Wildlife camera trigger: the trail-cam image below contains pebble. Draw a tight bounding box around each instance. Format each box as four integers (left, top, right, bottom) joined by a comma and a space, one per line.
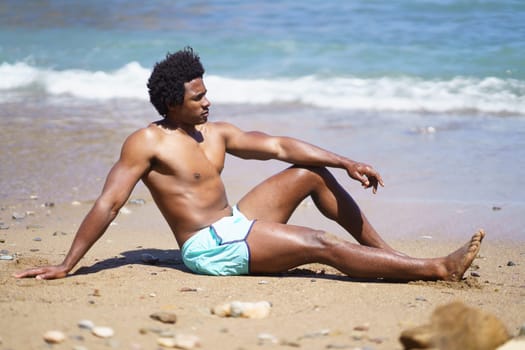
299, 329, 334, 340
73, 346, 89, 350
78, 319, 95, 330
157, 334, 201, 349
33, 237, 42, 242
471, 271, 481, 277
257, 333, 279, 345
519, 323, 525, 337
92, 326, 114, 338
43, 330, 66, 344
0, 222, 9, 230
212, 301, 272, 319
53, 231, 69, 236
128, 198, 146, 205
120, 207, 132, 215
507, 261, 516, 266
0, 254, 14, 260
353, 324, 370, 331
150, 311, 177, 324
26, 224, 43, 229
12, 212, 26, 220
179, 287, 202, 292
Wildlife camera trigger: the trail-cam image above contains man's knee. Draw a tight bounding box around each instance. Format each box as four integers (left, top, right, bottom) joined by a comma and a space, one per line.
309, 230, 345, 250
289, 165, 333, 184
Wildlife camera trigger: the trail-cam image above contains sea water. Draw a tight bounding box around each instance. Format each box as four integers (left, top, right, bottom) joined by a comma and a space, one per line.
1, 1, 524, 225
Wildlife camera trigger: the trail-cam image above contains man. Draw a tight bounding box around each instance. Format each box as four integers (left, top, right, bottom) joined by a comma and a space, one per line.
15, 47, 484, 281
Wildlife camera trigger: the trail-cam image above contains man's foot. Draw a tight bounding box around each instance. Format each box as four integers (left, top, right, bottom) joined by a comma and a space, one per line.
444, 229, 485, 281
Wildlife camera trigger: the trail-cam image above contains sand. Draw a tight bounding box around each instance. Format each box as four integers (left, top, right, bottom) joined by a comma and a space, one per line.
1, 190, 524, 350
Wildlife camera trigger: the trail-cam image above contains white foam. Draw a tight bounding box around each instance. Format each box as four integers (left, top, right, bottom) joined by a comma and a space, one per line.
1, 61, 524, 115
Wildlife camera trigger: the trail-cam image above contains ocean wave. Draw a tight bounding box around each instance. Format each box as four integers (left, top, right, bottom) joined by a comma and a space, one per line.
1, 61, 524, 115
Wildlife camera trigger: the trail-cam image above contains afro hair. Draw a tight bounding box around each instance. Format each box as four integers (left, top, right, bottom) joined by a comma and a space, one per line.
147, 47, 205, 117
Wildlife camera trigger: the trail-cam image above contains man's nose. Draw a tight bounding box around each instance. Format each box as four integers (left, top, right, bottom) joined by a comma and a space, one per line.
203, 96, 211, 108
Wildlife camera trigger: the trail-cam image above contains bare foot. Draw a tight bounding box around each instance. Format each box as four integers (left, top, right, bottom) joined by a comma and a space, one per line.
444, 229, 485, 281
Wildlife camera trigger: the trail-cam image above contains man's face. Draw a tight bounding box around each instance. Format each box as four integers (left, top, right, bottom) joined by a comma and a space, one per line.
171, 77, 211, 126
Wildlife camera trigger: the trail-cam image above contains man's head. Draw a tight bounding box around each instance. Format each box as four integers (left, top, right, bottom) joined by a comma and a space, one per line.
148, 47, 205, 117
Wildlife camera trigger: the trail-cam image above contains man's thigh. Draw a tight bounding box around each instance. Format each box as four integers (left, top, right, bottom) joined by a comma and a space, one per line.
238, 166, 318, 223
247, 220, 324, 274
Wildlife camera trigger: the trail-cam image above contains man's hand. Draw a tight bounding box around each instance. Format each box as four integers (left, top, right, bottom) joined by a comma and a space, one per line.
13, 264, 69, 280
346, 161, 385, 194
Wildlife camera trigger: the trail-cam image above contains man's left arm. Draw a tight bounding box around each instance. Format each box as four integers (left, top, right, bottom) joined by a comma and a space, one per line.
221, 123, 384, 193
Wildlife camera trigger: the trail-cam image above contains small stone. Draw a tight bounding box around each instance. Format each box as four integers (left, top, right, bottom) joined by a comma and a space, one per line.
128, 198, 146, 205
300, 329, 331, 339
0, 222, 8, 230
78, 319, 95, 330
73, 345, 89, 350
519, 323, 525, 337
71, 201, 81, 206
12, 212, 26, 220
33, 237, 42, 242
44, 202, 55, 207
492, 206, 502, 211
258, 333, 279, 344
179, 287, 201, 292
471, 271, 481, 277
212, 300, 272, 319
150, 311, 177, 324
353, 324, 370, 331
157, 334, 200, 349
53, 231, 69, 236
119, 206, 132, 215
507, 261, 516, 266
26, 224, 43, 229
43, 330, 66, 344
30, 195, 39, 200
92, 326, 114, 338
0, 255, 14, 260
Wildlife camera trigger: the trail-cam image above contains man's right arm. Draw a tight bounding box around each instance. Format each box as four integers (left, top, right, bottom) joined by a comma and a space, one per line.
13, 128, 155, 279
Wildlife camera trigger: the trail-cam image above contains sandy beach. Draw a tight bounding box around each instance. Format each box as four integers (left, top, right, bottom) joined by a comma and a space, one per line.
1, 183, 524, 350
2, 1, 525, 349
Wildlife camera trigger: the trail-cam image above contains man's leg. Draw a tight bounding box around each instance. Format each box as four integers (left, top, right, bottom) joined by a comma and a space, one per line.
246, 222, 485, 282
238, 165, 396, 252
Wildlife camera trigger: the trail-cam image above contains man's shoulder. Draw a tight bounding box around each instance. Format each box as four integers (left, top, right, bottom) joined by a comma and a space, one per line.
207, 121, 241, 134
120, 124, 165, 152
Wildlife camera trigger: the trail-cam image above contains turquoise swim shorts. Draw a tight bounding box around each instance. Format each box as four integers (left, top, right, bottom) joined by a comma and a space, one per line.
181, 206, 255, 275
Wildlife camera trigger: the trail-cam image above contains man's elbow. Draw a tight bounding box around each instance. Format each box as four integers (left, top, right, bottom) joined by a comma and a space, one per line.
93, 196, 125, 219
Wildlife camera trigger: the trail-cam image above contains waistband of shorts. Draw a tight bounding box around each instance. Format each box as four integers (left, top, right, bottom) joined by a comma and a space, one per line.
181, 205, 243, 256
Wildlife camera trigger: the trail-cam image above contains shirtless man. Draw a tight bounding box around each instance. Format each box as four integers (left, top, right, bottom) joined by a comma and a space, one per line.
14, 47, 484, 281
